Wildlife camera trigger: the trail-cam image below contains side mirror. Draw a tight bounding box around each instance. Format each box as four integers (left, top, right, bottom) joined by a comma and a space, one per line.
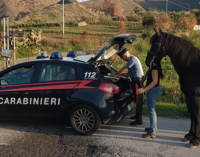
0, 79, 8, 86
129, 35, 137, 41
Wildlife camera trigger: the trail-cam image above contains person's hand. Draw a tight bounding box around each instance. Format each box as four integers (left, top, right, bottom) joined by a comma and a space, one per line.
138, 88, 146, 94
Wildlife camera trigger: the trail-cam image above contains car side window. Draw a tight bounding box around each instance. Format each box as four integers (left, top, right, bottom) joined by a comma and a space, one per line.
39, 64, 70, 82
0, 65, 36, 85
67, 67, 77, 80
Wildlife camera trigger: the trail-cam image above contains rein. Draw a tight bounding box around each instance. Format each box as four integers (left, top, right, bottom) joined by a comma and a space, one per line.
141, 56, 155, 87
141, 36, 166, 86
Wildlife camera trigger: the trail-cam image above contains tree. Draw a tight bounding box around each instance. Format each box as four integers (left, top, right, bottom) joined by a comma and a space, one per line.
177, 13, 197, 30
117, 20, 126, 33
91, 0, 123, 17
142, 14, 154, 27
113, 3, 123, 17
153, 13, 172, 30
127, 13, 140, 22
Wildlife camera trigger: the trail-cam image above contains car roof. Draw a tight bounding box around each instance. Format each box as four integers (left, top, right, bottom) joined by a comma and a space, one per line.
20, 55, 94, 65
0, 56, 94, 74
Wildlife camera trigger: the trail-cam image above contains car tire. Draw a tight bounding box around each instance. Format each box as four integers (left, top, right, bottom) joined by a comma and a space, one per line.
69, 104, 101, 135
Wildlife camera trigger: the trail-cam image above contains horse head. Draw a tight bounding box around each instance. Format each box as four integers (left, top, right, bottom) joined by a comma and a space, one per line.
146, 29, 166, 67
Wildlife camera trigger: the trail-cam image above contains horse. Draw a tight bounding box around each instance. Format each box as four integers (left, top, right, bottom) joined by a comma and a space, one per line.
146, 29, 200, 148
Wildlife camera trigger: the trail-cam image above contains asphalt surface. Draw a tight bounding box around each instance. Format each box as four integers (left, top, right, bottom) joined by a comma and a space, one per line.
0, 116, 200, 157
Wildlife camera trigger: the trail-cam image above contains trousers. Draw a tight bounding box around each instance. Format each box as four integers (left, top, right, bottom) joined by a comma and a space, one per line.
131, 78, 143, 121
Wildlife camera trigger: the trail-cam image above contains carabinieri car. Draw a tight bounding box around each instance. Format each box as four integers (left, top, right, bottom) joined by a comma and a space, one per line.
0, 34, 136, 135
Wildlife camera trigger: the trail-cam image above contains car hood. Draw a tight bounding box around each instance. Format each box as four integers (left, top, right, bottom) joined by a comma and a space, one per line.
89, 34, 137, 62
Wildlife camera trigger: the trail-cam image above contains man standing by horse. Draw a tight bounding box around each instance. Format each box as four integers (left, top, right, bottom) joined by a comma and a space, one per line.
110, 48, 144, 126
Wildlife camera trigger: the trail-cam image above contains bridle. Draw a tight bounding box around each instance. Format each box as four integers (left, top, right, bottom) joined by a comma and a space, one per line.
148, 36, 166, 61
141, 36, 166, 86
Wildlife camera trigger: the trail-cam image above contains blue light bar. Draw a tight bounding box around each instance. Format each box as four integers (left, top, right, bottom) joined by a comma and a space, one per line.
37, 51, 48, 59
50, 52, 63, 59
67, 51, 77, 58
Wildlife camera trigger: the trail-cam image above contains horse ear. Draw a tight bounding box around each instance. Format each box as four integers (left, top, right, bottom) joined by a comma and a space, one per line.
159, 29, 163, 33
153, 29, 157, 34
154, 29, 161, 36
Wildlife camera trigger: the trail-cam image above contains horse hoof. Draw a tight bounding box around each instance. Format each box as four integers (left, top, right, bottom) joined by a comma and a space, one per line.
182, 137, 190, 143
188, 144, 198, 148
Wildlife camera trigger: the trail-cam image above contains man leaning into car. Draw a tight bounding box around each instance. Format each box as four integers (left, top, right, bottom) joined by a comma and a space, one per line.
110, 48, 144, 126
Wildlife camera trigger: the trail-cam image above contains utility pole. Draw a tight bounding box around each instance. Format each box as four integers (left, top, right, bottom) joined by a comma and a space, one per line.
62, 0, 64, 38
166, 0, 168, 14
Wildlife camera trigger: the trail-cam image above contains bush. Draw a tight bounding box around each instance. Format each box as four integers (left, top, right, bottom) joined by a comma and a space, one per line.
117, 20, 126, 33
177, 13, 197, 30
153, 12, 172, 30
142, 14, 154, 27
127, 13, 141, 22
82, 31, 88, 39
40, 39, 52, 47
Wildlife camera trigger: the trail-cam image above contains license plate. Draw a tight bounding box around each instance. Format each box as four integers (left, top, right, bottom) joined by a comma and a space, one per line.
127, 104, 132, 111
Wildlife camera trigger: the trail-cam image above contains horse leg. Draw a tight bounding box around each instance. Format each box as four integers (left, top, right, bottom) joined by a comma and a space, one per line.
183, 96, 194, 142
188, 96, 200, 148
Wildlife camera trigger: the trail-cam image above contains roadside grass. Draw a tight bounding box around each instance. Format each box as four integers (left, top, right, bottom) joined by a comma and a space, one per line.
130, 102, 188, 118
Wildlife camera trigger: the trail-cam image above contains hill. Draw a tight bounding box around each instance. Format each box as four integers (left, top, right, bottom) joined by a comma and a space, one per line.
137, 0, 199, 12
0, 0, 98, 23
0, 0, 199, 24
83, 0, 146, 14
86, 0, 200, 13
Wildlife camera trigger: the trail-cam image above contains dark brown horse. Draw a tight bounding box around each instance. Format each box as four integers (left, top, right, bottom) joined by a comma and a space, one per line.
146, 29, 200, 148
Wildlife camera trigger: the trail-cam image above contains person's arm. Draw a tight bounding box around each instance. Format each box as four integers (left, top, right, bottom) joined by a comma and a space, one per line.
138, 70, 158, 94
119, 73, 129, 77
110, 66, 128, 77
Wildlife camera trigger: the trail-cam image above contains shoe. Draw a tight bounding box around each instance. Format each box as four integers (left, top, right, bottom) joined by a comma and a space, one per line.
130, 115, 138, 119
188, 143, 198, 148
130, 120, 143, 126
182, 137, 190, 143
142, 133, 156, 138
145, 127, 158, 133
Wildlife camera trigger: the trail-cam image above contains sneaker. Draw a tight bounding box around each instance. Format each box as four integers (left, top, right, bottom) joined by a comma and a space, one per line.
130, 115, 138, 119
130, 120, 143, 126
188, 143, 198, 149
145, 127, 158, 133
142, 133, 156, 138
182, 137, 190, 143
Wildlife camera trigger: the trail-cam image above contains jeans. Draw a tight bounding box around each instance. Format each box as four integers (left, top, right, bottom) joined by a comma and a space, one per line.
146, 86, 161, 135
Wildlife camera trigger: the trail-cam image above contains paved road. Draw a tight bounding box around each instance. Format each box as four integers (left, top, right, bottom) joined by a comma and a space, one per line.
0, 116, 200, 157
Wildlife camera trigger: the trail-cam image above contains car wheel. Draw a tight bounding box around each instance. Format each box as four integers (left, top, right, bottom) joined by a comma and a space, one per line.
70, 104, 101, 135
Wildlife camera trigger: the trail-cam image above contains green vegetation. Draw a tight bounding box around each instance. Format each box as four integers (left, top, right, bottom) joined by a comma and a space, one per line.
131, 102, 187, 118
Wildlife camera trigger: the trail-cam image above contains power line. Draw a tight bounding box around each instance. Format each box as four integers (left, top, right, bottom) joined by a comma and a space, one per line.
168, 1, 190, 10
148, 0, 168, 14
148, 0, 190, 13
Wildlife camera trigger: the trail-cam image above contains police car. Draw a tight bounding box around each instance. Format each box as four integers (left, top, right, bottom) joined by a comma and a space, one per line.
0, 34, 136, 135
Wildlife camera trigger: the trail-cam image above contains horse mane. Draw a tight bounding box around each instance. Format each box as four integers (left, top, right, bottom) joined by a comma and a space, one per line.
151, 32, 200, 76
